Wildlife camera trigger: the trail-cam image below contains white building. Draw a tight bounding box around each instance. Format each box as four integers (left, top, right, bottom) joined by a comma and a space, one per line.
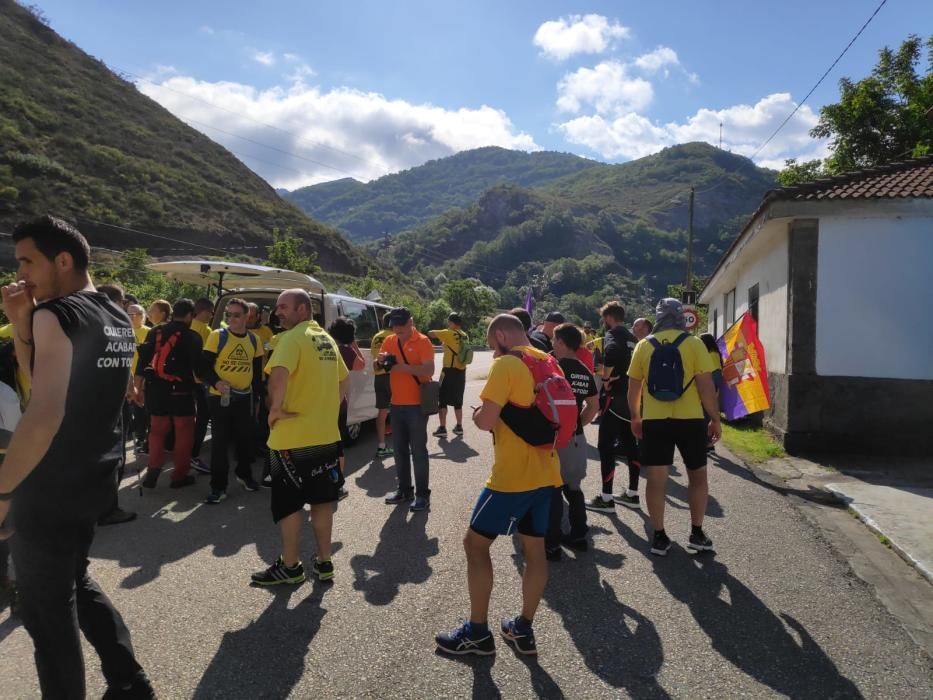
699, 157, 933, 454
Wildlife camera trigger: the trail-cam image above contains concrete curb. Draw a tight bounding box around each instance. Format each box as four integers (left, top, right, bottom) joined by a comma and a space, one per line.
826, 485, 933, 588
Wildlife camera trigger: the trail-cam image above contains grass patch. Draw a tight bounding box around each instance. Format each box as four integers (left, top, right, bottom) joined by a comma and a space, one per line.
721, 423, 786, 464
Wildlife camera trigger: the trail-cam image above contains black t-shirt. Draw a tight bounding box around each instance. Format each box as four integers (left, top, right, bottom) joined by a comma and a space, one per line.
136, 320, 203, 387
601, 325, 636, 413
19, 291, 133, 500
558, 357, 597, 434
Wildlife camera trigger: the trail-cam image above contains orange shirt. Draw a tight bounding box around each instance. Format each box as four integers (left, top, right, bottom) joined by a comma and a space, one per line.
382, 330, 434, 406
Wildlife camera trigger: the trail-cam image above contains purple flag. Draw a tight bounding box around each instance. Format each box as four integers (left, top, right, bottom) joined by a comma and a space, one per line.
523, 287, 535, 318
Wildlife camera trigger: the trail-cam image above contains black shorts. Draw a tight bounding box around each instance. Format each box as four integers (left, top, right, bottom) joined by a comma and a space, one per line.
269, 442, 341, 522
374, 374, 391, 410
438, 367, 466, 409
640, 419, 708, 470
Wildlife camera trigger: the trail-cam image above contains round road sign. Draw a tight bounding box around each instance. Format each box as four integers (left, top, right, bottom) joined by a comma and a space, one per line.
683, 306, 699, 331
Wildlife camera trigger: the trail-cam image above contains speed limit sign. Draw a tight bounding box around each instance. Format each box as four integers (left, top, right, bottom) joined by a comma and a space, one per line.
683, 305, 699, 331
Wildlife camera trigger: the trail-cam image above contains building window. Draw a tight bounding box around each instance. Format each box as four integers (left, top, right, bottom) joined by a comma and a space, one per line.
713, 308, 719, 338
724, 289, 736, 326
748, 283, 760, 323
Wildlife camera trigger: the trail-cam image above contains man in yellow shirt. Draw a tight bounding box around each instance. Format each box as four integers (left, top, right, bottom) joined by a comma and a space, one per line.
190, 298, 215, 474
436, 314, 561, 658
428, 312, 469, 438
252, 289, 349, 586
199, 298, 264, 503
126, 304, 150, 454
627, 298, 721, 557
370, 313, 393, 458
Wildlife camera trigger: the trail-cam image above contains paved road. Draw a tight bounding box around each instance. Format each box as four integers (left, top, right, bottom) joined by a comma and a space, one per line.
1, 351, 931, 698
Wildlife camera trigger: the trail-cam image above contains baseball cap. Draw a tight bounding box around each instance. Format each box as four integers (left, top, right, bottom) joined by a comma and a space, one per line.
387, 307, 412, 327
544, 311, 566, 324
448, 312, 463, 326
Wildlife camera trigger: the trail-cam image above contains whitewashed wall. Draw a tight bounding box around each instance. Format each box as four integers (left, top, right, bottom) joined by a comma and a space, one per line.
703, 220, 788, 374
816, 214, 933, 380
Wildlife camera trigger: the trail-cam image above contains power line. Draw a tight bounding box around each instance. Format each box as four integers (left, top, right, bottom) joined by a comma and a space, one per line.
76, 218, 266, 256
751, 0, 888, 159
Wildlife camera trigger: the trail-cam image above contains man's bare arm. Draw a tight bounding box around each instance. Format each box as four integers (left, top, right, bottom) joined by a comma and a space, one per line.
695, 373, 722, 441
580, 395, 600, 426
0, 309, 72, 494
473, 398, 502, 432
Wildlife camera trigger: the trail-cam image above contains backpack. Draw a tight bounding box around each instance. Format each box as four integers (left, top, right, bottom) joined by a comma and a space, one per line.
646, 332, 694, 401
499, 351, 578, 451
147, 327, 184, 383
217, 328, 258, 355
455, 332, 474, 366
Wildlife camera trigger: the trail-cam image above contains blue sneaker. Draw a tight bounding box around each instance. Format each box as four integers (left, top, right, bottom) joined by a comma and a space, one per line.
435, 621, 496, 656
500, 616, 537, 655
410, 496, 430, 513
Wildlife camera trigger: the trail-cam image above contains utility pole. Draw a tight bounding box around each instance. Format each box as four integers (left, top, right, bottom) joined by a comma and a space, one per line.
686, 186, 695, 294
719, 122, 723, 150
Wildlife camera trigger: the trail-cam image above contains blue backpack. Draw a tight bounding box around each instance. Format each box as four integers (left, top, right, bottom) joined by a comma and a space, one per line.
216, 328, 258, 354
646, 333, 694, 401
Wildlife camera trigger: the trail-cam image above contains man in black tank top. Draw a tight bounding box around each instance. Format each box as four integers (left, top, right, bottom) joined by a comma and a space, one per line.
0, 217, 154, 699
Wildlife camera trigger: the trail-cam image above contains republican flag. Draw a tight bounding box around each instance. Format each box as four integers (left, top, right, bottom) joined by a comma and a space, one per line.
523, 287, 535, 318
717, 312, 770, 420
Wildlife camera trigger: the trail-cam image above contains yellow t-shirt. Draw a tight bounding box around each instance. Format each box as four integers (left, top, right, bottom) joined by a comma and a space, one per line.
203, 329, 264, 396
254, 325, 274, 350
371, 329, 393, 376
266, 320, 349, 450
0, 324, 31, 404
190, 319, 211, 344
130, 324, 151, 376
480, 345, 562, 492
431, 328, 469, 370
628, 330, 714, 420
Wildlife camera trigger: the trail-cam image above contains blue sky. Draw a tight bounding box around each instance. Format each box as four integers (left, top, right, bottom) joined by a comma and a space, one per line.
33, 0, 932, 188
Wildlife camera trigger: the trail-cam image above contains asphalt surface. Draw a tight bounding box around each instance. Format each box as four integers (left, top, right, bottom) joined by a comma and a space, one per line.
1, 351, 931, 698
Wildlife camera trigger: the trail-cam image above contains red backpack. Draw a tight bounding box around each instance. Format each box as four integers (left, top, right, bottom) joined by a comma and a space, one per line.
146, 327, 184, 383
499, 351, 579, 451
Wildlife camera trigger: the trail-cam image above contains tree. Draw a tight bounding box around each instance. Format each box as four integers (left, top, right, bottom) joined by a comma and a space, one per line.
811, 34, 933, 174
265, 229, 319, 275
441, 279, 496, 329
776, 158, 826, 186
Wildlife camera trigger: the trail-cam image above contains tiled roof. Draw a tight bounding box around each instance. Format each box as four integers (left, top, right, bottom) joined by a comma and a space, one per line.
772, 155, 933, 201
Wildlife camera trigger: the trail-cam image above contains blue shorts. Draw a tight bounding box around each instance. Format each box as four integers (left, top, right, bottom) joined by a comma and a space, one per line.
469, 486, 555, 539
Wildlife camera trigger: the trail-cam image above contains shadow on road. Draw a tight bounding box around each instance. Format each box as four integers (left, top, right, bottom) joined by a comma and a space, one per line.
510, 535, 668, 698
192, 584, 329, 699
433, 650, 500, 699
0, 614, 20, 645
430, 438, 480, 464
350, 505, 438, 605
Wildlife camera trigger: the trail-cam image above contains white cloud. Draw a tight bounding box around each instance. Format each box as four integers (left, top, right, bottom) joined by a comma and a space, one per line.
559, 92, 829, 166
251, 50, 276, 67
138, 75, 539, 189
556, 60, 653, 115
533, 14, 630, 61
634, 46, 679, 74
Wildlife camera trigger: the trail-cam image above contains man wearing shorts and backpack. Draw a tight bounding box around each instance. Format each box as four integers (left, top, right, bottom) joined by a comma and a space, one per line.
627, 298, 721, 557
428, 312, 470, 438
436, 314, 564, 657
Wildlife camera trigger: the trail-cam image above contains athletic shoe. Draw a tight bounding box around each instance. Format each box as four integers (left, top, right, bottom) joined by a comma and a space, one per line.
706, 443, 716, 453
545, 547, 562, 562
613, 493, 641, 509
410, 496, 430, 513
500, 617, 538, 655
385, 489, 414, 505
560, 533, 588, 552
169, 475, 196, 489
237, 476, 260, 492
337, 487, 349, 501
433, 426, 448, 437
312, 558, 335, 581
97, 508, 137, 526
251, 557, 305, 586
205, 490, 227, 505
141, 468, 161, 489
101, 672, 157, 700
452, 424, 464, 436
650, 531, 672, 557
584, 496, 615, 513
687, 529, 714, 553
435, 621, 496, 656
133, 441, 148, 455
190, 457, 211, 475
260, 475, 273, 489
375, 446, 393, 458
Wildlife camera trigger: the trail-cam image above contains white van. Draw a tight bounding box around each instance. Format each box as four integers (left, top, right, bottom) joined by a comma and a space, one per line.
148, 260, 391, 442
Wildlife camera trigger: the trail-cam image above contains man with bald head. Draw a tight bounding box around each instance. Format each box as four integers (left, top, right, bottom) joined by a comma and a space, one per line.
252, 289, 350, 586
632, 317, 653, 342
436, 313, 561, 657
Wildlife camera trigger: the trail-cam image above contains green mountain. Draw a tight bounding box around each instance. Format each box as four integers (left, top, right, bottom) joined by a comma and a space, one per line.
374, 143, 777, 321
283, 147, 599, 240
0, 0, 366, 274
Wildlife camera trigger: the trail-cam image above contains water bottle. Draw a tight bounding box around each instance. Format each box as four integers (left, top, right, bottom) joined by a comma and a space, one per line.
220, 384, 231, 407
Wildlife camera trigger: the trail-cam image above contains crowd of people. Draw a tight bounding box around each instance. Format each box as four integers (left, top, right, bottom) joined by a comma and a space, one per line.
0, 215, 725, 697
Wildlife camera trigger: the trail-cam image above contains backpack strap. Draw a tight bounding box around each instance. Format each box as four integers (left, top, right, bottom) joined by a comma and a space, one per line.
647, 335, 661, 350
217, 327, 229, 354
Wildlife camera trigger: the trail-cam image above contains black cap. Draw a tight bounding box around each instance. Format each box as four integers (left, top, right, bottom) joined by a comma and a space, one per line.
544, 311, 566, 324
387, 307, 412, 327
448, 312, 463, 326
